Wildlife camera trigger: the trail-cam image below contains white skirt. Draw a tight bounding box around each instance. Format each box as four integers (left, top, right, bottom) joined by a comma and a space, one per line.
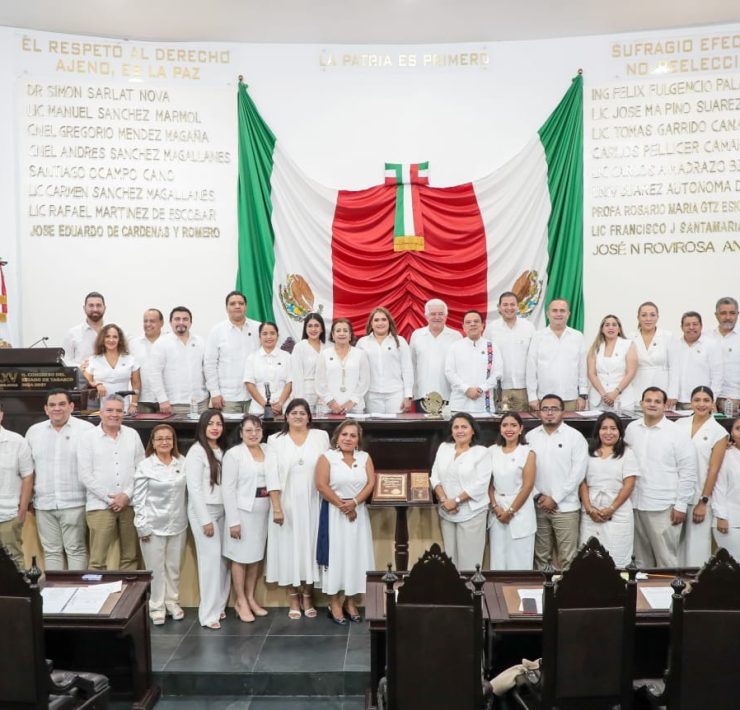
223, 497, 270, 564
580, 499, 634, 567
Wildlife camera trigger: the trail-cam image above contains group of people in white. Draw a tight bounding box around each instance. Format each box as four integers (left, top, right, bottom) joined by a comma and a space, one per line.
1, 288, 739, 627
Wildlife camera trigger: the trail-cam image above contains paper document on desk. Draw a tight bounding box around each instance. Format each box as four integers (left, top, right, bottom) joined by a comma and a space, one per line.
41, 586, 77, 614
43, 580, 122, 614
518, 588, 543, 613
641, 586, 673, 609
575, 410, 604, 417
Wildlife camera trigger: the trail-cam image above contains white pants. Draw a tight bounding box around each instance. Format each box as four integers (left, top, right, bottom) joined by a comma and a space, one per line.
188, 504, 231, 627
680, 505, 713, 567
440, 510, 487, 571
140, 531, 186, 613
634, 509, 682, 568
366, 391, 404, 415
713, 527, 740, 561
35, 506, 88, 570
489, 528, 535, 570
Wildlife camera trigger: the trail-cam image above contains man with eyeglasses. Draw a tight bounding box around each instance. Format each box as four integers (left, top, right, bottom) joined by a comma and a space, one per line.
527, 393, 588, 569
624, 387, 696, 568
77, 394, 144, 570
710, 296, 740, 415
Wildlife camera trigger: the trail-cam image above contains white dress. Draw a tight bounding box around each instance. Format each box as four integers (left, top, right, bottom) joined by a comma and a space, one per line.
289, 340, 325, 408
629, 329, 672, 400
265, 429, 330, 587
589, 338, 637, 411
320, 449, 375, 596
488, 445, 536, 570
314, 346, 370, 414
675, 415, 729, 566
243, 347, 292, 414
222, 443, 280, 564
86, 353, 139, 402
712, 446, 740, 559
579, 448, 639, 567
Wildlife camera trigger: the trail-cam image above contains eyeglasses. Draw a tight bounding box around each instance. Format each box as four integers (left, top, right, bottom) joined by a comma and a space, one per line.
540, 406, 562, 413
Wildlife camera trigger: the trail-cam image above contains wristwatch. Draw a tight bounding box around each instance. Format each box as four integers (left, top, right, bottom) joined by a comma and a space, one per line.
700, 496, 710, 504
454, 496, 462, 506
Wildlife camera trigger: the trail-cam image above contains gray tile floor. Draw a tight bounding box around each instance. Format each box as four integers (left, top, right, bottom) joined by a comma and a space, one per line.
148, 697, 364, 709
150, 607, 370, 675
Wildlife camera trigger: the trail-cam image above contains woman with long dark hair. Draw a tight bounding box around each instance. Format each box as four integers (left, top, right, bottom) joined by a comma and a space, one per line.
579, 412, 638, 566
185, 409, 231, 629
290, 313, 327, 411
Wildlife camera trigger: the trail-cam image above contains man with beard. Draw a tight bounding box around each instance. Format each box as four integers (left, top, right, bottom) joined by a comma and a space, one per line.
150, 306, 208, 416
63, 291, 106, 386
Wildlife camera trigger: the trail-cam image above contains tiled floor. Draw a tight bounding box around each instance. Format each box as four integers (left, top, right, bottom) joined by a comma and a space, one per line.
114, 696, 364, 709
150, 607, 370, 698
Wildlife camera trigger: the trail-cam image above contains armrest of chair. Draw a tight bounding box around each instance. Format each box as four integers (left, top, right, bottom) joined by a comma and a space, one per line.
633, 678, 666, 709
47, 661, 79, 694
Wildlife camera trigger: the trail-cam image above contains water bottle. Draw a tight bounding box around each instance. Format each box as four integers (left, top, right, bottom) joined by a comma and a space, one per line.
724, 398, 734, 418
189, 398, 199, 419
614, 398, 622, 416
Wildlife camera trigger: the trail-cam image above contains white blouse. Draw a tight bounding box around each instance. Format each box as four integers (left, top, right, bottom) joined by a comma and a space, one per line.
674, 415, 728, 503
221, 443, 280, 526
86, 353, 139, 397
243, 347, 292, 409
430, 443, 491, 522
289, 339, 325, 404
315, 345, 370, 410
589, 337, 637, 410
133, 455, 187, 537
712, 446, 740, 525
356, 334, 414, 397
628, 329, 672, 398
185, 443, 224, 527
490, 444, 536, 539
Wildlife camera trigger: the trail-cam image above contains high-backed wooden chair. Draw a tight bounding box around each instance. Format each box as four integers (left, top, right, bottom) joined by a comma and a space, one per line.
377, 543, 491, 710
512, 536, 637, 710
636, 548, 740, 710
0, 546, 109, 710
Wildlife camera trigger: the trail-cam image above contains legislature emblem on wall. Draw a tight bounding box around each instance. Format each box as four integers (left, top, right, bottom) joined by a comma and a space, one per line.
512, 270, 543, 317
279, 274, 323, 321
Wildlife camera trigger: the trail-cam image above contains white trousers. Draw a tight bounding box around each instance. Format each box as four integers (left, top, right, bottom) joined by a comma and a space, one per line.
634, 509, 682, 568
188, 504, 231, 627
713, 527, 740, 561
35, 506, 88, 570
440, 510, 487, 571
489, 526, 535, 570
140, 531, 186, 613
366, 391, 404, 414
679, 505, 713, 567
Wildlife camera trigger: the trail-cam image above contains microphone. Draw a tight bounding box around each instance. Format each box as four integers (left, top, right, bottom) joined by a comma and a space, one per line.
27, 336, 49, 348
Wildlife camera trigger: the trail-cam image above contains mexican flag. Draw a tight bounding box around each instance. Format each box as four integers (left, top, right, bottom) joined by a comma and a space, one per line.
236, 75, 583, 342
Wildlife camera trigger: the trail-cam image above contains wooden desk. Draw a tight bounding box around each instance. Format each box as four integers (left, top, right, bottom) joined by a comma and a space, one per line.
42, 570, 160, 710
363, 568, 698, 710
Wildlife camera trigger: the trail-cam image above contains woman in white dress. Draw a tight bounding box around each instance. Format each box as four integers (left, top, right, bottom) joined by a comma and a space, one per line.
712, 416, 740, 559
84, 323, 141, 414
290, 313, 327, 410
675, 385, 729, 566
133, 424, 187, 625
488, 412, 536, 570
579, 412, 639, 567
222, 415, 282, 622
356, 307, 414, 414
266, 398, 330, 619
244, 322, 292, 416
185, 409, 231, 630
431, 413, 491, 571
315, 419, 375, 625
628, 301, 672, 401
587, 314, 638, 412
315, 318, 370, 415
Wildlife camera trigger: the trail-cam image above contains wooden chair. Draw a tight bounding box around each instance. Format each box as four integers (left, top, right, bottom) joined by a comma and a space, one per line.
635, 547, 740, 710
377, 543, 492, 710
0, 546, 109, 710
511, 536, 637, 710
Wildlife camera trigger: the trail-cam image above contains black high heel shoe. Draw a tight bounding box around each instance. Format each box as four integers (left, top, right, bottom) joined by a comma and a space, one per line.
327, 606, 347, 625
343, 604, 362, 623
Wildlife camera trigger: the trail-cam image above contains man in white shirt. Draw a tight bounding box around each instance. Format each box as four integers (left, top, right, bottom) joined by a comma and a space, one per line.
25, 389, 94, 570
527, 394, 588, 569
77, 395, 144, 570
487, 291, 535, 411
0, 401, 34, 568
409, 299, 461, 410
625, 387, 697, 567
445, 310, 503, 413
150, 306, 208, 416
204, 291, 261, 414
129, 308, 164, 413
710, 296, 740, 415
63, 291, 106, 386
667, 311, 723, 410
527, 298, 588, 412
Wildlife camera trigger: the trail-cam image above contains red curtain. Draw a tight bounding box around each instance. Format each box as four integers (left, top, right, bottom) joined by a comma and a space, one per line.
331, 182, 488, 341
